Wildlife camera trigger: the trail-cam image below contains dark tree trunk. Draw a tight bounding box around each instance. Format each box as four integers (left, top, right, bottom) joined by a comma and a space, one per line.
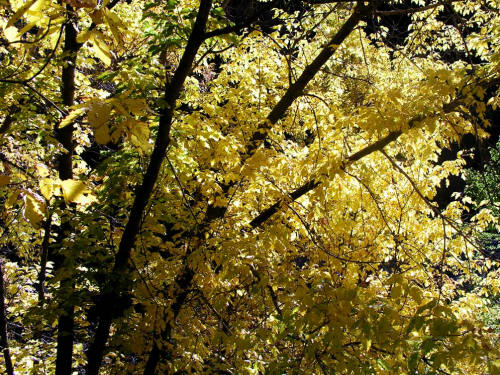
54, 8, 80, 375
0, 261, 14, 375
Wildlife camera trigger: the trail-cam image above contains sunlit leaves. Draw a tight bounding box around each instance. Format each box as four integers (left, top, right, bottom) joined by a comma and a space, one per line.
87, 101, 113, 143
1, 0, 500, 373
86, 30, 113, 65
3, 26, 17, 42
62, 95, 151, 147
22, 191, 44, 227
39, 177, 55, 200
60, 179, 88, 204
5, 0, 37, 29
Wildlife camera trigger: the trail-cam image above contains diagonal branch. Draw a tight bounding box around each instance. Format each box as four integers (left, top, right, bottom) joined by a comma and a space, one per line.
244, 2, 373, 158
249, 99, 466, 229
204, 1, 374, 227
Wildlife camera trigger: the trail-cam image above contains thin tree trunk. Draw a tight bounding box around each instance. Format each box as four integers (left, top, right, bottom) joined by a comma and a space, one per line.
0, 261, 14, 375
53, 0, 124, 370
54, 8, 80, 375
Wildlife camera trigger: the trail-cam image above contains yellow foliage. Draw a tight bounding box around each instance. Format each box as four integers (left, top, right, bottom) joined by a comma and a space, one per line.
0, 0, 499, 373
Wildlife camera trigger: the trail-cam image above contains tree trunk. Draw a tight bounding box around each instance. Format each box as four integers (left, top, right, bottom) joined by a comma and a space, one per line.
54, 8, 80, 375
0, 261, 14, 375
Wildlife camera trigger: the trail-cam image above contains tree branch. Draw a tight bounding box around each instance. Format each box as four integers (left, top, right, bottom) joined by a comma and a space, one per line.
244, 1, 373, 158
249, 97, 467, 229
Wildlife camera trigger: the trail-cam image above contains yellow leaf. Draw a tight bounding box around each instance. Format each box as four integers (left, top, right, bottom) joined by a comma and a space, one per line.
103, 8, 125, 43
3, 26, 18, 42
88, 101, 112, 129
125, 119, 149, 149
103, 8, 125, 28
36, 165, 50, 177
124, 99, 148, 115
5, 190, 20, 208
23, 193, 45, 228
76, 30, 92, 44
87, 101, 112, 143
6, 0, 37, 28
409, 286, 422, 304
110, 99, 129, 117
94, 123, 111, 144
363, 338, 372, 352
39, 178, 54, 200
93, 43, 112, 65
30, 0, 51, 13
90, 31, 112, 65
61, 179, 88, 204
0, 175, 11, 186
391, 284, 402, 300
60, 107, 85, 128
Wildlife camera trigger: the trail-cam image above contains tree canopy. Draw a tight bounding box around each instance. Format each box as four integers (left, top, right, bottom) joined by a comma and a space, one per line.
0, 0, 499, 374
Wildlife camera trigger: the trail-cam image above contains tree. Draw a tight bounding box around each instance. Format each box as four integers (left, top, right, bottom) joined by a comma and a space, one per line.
0, 0, 499, 374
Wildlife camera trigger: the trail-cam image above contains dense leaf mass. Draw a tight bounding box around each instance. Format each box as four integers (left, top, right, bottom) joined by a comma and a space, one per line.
0, 0, 499, 374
